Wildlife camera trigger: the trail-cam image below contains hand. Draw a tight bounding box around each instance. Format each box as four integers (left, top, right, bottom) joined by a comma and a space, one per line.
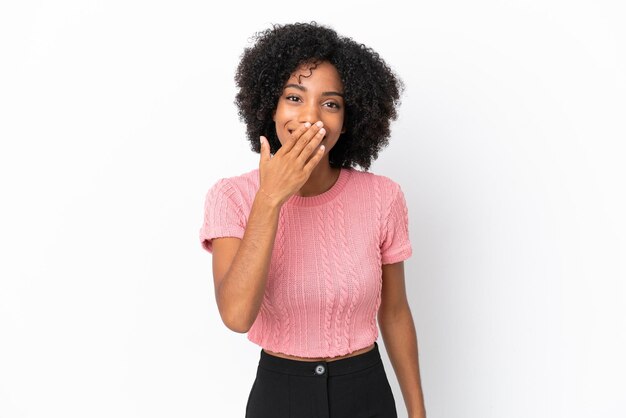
258, 121, 327, 206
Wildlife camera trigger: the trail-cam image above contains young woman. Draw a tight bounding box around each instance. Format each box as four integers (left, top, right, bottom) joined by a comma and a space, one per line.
200, 21, 426, 418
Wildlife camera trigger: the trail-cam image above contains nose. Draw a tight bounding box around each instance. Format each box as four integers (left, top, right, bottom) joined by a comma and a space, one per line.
298, 101, 321, 125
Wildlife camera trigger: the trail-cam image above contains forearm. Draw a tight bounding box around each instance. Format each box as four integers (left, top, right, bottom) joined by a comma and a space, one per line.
378, 307, 427, 418
217, 191, 281, 332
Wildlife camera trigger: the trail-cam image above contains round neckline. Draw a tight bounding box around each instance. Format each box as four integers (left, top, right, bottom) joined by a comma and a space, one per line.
286, 168, 352, 207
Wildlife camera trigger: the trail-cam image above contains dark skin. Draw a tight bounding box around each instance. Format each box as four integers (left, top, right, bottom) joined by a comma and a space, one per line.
271, 60, 346, 199
260, 60, 375, 361
212, 58, 425, 417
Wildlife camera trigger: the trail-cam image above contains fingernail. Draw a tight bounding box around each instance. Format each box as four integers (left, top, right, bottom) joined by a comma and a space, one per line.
315, 121, 324, 127
304, 122, 311, 128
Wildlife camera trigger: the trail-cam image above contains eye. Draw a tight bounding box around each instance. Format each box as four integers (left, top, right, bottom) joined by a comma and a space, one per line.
285, 95, 300, 102
325, 102, 341, 109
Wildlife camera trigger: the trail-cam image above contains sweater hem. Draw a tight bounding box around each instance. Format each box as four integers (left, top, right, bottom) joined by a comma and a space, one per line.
247, 334, 378, 359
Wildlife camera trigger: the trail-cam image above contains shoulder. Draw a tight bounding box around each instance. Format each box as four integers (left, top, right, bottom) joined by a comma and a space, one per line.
349, 168, 402, 199
205, 167, 259, 195
202, 168, 260, 212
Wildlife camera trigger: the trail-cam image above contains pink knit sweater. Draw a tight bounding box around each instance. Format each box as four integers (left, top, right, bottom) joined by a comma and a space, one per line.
199, 167, 412, 358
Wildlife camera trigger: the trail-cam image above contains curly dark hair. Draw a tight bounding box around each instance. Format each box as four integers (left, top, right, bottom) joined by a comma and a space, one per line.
234, 21, 404, 171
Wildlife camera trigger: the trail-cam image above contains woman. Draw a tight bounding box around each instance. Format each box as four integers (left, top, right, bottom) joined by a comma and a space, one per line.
200, 21, 427, 418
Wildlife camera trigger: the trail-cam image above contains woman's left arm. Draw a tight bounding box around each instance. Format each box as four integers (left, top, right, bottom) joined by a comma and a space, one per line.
378, 261, 427, 418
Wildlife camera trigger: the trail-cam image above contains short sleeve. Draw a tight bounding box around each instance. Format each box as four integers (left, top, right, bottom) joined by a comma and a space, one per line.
380, 183, 413, 264
199, 178, 246, 253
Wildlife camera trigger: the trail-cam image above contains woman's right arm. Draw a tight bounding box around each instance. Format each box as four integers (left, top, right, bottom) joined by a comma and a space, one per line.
212, 191, 282, 333
211, 121, 326, 333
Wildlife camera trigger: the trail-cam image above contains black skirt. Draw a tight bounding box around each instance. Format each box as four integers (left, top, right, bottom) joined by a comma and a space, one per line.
245, 341, 398, 418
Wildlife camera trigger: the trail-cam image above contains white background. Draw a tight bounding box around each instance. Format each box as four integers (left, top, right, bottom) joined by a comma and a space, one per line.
1, 1, 624, 417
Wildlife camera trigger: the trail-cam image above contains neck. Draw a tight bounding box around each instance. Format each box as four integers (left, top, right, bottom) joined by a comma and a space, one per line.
296, 160, 340, 197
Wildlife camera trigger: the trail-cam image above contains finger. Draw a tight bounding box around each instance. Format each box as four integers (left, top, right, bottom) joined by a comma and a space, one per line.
259, 136, 270, 162
280, 122, 311, 154
303, 143, 326, 172
292, 122, 323, 157
298, 126, 326, 163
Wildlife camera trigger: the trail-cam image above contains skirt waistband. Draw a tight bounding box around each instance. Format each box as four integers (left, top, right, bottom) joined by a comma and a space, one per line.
258, 342, 382, 377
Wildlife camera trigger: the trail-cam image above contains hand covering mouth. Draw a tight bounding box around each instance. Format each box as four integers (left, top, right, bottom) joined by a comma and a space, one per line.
288, 128, 326, 140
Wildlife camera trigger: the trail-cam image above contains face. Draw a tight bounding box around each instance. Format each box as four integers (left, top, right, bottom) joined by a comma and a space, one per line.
272, 60, 346, 155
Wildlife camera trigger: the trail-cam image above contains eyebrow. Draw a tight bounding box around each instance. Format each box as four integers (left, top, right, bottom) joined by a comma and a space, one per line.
283, 83, 344, 98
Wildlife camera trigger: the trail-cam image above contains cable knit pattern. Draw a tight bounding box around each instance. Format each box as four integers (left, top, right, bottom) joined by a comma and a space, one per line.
199, 167, 413, 358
